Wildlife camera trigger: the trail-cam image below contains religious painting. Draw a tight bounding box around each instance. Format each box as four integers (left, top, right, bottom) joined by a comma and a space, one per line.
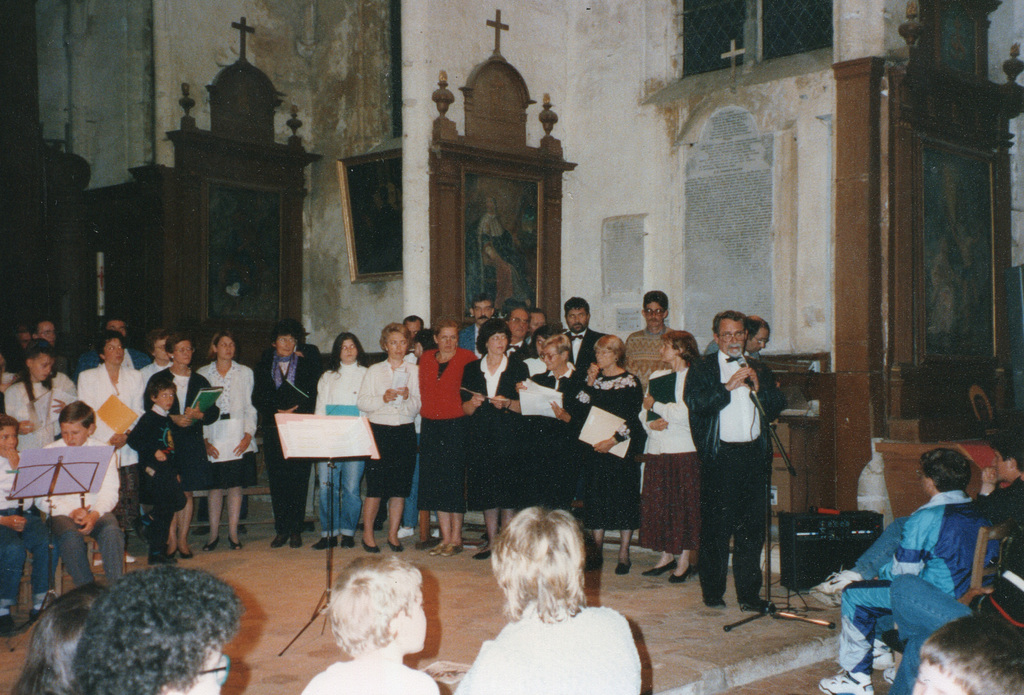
206, 184, 281, 321
939, 0, 976, 74
339, 149, 403, 282
922, 146, 993, 358
463, 172, 539, 315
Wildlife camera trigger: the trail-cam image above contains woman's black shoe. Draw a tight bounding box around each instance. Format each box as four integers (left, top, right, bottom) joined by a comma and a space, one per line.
614, 561, 631, 575
362, 540, 381, 553
668, 566, 694, 583
585, 555, 604, 572
202, 539, 219, 552
641, 562, 674, 577
472, 548, 491, 560
228, 538, 242, 550
388, 540, 404, 552
178, 549, 194, 559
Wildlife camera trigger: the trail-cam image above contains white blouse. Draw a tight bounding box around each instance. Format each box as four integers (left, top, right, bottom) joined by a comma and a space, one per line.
77, 365, 145, 466
196, 361, 258, 462
4, 373, 77, 451
642, 368, 696, 455
356, 361, 421, 426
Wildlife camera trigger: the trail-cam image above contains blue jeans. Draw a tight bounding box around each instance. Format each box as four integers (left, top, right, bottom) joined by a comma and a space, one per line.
0, 513, 54, 607
317, 460, 364, 537
52, 513, 124, 587
852, 516, 907, 578
888, 575, 971, 695
402, 444, 421, 529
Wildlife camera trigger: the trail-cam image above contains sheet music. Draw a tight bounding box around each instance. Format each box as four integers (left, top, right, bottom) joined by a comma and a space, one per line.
578, 407, 630, 458
274, 414, 380, 460
518, 380, 563, 417
391, 367, 410, 403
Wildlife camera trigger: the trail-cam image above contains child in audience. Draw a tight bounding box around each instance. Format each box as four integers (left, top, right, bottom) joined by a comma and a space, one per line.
127, 375, 185, 565
914, 614, 1024, 695
0, 414, 54, 634
36, 402, 123, 587
302, 556, 438, 695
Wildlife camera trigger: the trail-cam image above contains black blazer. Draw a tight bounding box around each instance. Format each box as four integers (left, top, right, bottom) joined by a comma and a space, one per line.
252, 352, 322, 424
565, 329, 606, 369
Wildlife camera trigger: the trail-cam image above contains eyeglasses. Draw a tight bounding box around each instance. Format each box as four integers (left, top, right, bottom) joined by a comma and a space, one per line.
508, 317, 528, 323
717, 331, 746, 340
642, 308, 666, 316
198, 654, 231, 686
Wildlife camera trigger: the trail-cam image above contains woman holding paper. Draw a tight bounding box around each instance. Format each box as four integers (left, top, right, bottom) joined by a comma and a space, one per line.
461, 318, 529, 560
312, 331, 368, 550
356, 323, 420, 552
77, 330, 145, 536
418, 319, 476, 556
148, 333, 220, 558
639, 330, 701, 582
575, 334, 645, 574
197, 330, 257, 551
5, 343, 77, 451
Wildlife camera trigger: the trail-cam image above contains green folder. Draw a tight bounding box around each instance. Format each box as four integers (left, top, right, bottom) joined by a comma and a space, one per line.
190, 387, 224, 413
646, 372, 676, 422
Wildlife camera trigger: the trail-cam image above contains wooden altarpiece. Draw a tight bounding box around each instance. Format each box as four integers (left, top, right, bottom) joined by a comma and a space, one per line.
164, 18, 319, 362
886, 1, 1023, 442
428, 29, 576, 323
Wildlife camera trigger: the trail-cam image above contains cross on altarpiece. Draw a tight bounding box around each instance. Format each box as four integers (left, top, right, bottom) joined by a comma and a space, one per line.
721, 38, 746, 83
232, 17, 256, 61
487, 9, 509, 56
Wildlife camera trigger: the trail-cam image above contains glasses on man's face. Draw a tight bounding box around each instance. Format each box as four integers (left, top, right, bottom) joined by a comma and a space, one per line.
717, 331, 746, 340
508, 317, 528, 324
642, 308, 666, 316
198, 654, 231, 686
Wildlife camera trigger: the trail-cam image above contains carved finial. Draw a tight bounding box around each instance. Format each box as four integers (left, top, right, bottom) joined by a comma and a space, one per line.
179, 82, 196, 129
899, 1, 922, 48
287, 104, 303, 144
1003, 43, 1024, 84
487, 9, 509, 57
432, 70, 454, 118
539, 93, 558, 136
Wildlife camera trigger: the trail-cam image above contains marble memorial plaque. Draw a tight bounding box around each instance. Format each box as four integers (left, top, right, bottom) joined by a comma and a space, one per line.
602, 215, 645, 297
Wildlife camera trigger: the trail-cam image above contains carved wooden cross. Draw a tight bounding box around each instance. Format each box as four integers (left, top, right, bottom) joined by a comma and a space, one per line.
232, 17, 256, 61
721, 38, 746, 83
487, 9, 509, 56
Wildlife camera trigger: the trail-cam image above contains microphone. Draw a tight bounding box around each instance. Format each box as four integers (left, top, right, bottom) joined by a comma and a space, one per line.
734, 353, 754, 388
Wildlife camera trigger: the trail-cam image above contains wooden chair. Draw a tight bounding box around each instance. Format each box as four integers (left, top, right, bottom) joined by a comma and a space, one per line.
970, 518, 1018, 591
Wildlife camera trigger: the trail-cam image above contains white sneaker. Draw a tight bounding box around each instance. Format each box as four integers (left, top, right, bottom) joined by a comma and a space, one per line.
125, 554, 137, 564
397, 527, 415, 539
883, 665, 897, 684
819, 670, 873, 695
872, 640, 895, 669
810, 569, 863, 606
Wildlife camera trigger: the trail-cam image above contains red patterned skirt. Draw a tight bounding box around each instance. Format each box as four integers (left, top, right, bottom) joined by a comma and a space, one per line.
639, 451, 701, 554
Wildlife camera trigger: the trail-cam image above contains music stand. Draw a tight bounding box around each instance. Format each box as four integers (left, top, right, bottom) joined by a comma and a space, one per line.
274, 414, 379, 656
8, 446, 115, 620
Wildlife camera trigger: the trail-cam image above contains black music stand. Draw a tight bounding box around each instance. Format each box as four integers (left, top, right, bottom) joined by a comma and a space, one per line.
8, 445, 115, 624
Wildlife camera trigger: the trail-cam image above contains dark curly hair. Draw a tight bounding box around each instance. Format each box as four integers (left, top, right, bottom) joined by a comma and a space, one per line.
476, 318, 511, 356
74, 567, 242, 695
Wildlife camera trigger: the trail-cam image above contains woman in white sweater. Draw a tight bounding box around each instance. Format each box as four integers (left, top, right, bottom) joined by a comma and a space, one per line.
5, 343, 76, 451
312, 332, 368, 549
197, 330, 258, 550
457, 507, 641, 695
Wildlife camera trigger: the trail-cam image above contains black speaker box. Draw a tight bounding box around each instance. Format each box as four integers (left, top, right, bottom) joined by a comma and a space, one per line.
779, 511, 883, 591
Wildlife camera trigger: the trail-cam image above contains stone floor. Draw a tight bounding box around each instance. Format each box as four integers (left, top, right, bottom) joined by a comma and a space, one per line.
0, 502, 878, 695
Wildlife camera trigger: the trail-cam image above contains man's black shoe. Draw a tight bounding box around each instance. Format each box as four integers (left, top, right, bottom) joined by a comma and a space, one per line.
270, 534, 289, 548
703, 598, 726, 608
739, 598, 773, 614
289, 533, 303, 548
340, 535, 355, 548
312, 536, 337, 550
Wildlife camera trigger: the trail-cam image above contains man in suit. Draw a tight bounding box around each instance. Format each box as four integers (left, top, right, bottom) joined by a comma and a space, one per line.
684, 310, 785, 612
563, 297, 605, 369
506, 306, 530, 358
459, 293, 495, 356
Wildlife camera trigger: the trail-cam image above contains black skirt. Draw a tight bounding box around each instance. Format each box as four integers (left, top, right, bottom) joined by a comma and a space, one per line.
208, 451, 257, 490
366, 423, 417, 499
418, 417, 467, 513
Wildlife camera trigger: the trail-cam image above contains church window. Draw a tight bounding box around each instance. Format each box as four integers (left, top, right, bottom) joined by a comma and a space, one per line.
680, 0, 832, 77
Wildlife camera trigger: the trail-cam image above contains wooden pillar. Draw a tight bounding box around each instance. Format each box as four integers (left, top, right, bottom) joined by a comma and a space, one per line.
832, 57, 886, 509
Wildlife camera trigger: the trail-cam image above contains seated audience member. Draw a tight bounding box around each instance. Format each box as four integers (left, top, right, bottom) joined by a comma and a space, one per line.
74, 316, 152, 377
456, 507, 641, 695
36, 402, 124, 587
12, 583, 106, 695
912, 615, 1024, 695
819, 448, 993, 695
74, 566, 241, 695
0, 414, 54, 634
813, 429, 1024, 607
302, 556, 437, 695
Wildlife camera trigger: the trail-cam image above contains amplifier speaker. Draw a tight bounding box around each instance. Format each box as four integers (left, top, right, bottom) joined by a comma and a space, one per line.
778, 511, 883, 591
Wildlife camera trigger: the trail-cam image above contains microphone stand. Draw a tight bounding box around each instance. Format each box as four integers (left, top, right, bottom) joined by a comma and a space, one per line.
723, 357, 835, 633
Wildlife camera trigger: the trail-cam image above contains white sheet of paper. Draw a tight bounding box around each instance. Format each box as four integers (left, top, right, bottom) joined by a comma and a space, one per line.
275, 414, 379, 459
579, 406, 630, 458
207, 419, 245, 463
518, 381, 563, 417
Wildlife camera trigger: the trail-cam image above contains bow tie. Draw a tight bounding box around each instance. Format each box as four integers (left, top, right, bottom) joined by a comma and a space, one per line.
725, 355, 743, 363
569, 333, 584, 341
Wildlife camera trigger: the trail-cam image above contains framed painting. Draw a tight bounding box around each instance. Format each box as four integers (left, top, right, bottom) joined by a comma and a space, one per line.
463, 172, 540, 314
338, 149, 403, 282
921, 145, 993, 358
206, 183, 282, 321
